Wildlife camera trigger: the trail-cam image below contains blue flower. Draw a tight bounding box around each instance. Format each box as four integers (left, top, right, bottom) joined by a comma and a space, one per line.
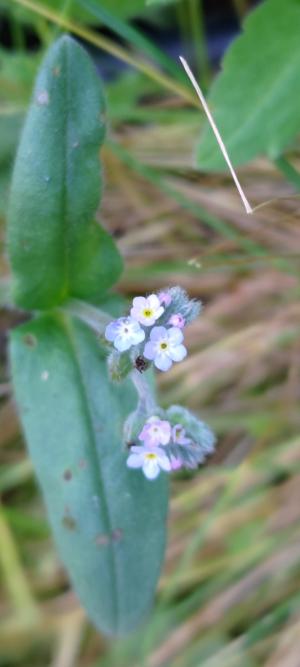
130, 294, 164, 326
143, 326, 187, 371
139, 416, 171, 447
105, 317, 145, 352
127, 445, 171, 480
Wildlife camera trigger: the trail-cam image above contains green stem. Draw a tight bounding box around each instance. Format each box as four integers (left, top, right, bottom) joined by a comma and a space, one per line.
10, 13, 26, 50
176, 0, 190, 50
275, 156, 300, 192
52, 0, 73, 39
123, 371, 157, 444
34, 16, 54, 47
131, 370, 156, 415
188, 0, 210, 89
62, 299, 111, 334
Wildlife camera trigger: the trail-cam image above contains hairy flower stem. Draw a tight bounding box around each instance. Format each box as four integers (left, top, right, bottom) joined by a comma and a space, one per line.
130, 370, 157, 416
62, 299, 111, 335
123, 370, 158, 445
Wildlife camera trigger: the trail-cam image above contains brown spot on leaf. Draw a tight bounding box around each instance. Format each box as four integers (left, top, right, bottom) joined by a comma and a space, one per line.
53, 66, 61, 77
78, 458, 87, 469
23, 334, 37, 347
63, 469, 72, 481
62, 515, 77, 531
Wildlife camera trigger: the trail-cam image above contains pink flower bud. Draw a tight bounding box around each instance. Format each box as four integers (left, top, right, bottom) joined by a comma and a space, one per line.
168, 313, 185, 329
158, 292, 172, 306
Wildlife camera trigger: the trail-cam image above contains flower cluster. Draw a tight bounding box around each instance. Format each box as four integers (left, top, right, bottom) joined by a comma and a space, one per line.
126, 410, 215, 480
105, 288, 201, 372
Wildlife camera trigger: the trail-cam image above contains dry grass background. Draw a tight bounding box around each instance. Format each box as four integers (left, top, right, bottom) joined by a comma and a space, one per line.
1, 96, 300, 666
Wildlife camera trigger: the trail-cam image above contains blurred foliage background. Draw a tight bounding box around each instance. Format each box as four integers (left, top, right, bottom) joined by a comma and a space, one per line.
2, 0, 300, 665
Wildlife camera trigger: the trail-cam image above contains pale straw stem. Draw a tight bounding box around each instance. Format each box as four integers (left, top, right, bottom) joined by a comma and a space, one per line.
179, 56, 253, 215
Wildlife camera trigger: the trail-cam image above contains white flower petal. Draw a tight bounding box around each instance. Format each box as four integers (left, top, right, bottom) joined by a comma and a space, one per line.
132, 327, 145, 344
154, 354, 172, 372
139, 314, 157, 326
114, 335, 131, 352
132, 296, 146, 308
128, 317, 141, 330
158, 454, 172, 471
127, 453, 143, 469
147, 294, 160, 309
143, 459, 160, 480
169, 344, 187, 362
155, 306, 164, 319
130, 445, 144, 454
168, 327, 184, 344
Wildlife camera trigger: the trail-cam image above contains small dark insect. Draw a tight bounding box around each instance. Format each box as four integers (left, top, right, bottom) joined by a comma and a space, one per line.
126, 441, 136, 450
135, 356, 149, 373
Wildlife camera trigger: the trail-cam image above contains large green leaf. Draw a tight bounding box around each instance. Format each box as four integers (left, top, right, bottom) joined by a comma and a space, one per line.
10, 313, 169, 635
197, 0, 300, 171
8, 35, 122, 310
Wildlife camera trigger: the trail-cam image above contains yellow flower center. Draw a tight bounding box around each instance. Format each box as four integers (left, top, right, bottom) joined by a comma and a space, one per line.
160, 342, 168, 350
145, 453, 157, 460
143, 309, 153, 318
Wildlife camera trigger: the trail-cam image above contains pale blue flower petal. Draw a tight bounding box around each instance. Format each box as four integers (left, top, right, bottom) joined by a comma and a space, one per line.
134, 328, 146, 344
127, 453, 143, 469
114, 335, 131, 352
105, 320, 119, 342
168, 327, 184, 344
148, 294, 161, 309
144, 341, 156, 360
130, 445, 144, 454
143, 460, 160, 480
158, 454, 172, 472
132, 296, 146, 308
149, 326, 167, 341
154, 354, 172, 371
169, 344, 187, 362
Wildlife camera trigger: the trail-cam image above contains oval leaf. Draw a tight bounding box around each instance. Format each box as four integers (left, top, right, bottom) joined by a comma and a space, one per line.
8, 35, 122, 309
197, 0, 300, 171
10, 314, 168, 635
